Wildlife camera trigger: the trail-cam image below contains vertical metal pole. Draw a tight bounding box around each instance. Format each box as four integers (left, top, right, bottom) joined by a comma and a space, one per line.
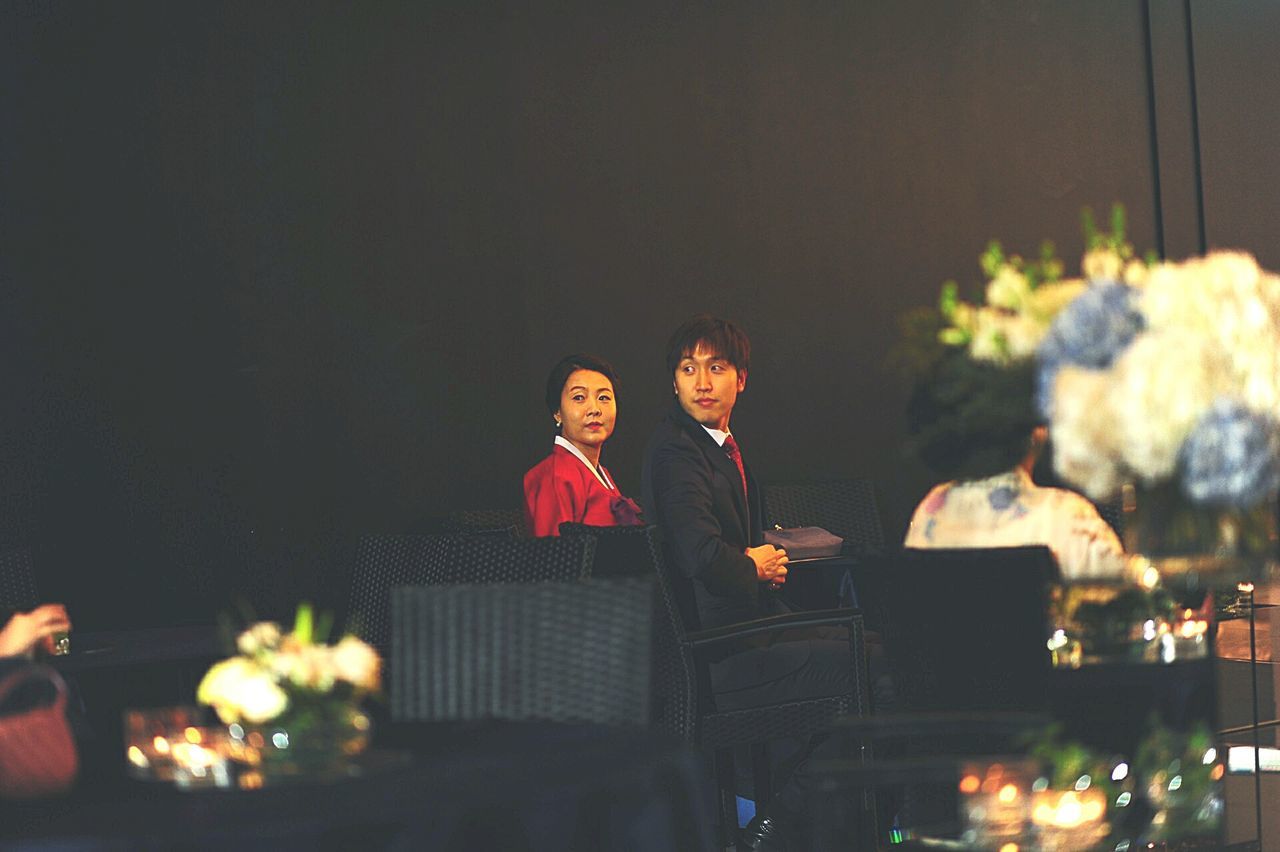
1246, 583, 1262, 847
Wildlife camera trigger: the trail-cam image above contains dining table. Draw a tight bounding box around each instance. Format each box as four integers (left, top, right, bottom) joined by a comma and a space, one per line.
0, 718, 714, 851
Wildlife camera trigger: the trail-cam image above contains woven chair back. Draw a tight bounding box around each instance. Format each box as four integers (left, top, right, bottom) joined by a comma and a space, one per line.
391, 577, 653, 726
762, 479, 884, 553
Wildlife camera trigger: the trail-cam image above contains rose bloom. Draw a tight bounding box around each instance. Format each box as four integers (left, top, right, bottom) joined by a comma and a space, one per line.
1082, 248, 1125, 282
332, 636, 382, 691
198, 657, 290, 724
237, 621, 282, 656
235, 671, 290, 724
986, 265, 1032, 312
272, 644, 337, 692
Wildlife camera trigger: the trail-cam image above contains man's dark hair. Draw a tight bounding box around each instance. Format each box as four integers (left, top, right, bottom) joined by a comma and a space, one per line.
906, 350, 1042, 481
544, 353, 619, 416
664, 314, 751, 375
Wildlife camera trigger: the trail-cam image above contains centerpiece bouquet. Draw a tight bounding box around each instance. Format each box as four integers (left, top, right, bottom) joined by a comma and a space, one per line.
1039, 217, 1280, 577
920, 204, 1280, 583
197, 604, 381, 777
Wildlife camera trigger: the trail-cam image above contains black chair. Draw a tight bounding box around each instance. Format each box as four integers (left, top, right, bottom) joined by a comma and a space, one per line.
390, 577, 653, 726
440, 508, 526, 537
444, 533, 595, 585
347, 534, 596, 651
762, 478, 885, 555
0, 546, 40, 612
558, 522, 659, 577
762, 479, 888, 617
648, 527, 871, 848
347, 534, 455, 650
885, 547, 1059, 713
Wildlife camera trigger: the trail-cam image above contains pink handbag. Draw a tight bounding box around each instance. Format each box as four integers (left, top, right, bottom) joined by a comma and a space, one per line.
0, 664, 78, 798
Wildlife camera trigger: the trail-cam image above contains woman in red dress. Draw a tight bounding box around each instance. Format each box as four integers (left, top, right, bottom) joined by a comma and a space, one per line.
523, 353, 643, 536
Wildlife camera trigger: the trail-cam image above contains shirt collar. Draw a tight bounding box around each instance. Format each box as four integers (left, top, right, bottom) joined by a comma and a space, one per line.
554, 435, 615, 490
701, 426, 731, 447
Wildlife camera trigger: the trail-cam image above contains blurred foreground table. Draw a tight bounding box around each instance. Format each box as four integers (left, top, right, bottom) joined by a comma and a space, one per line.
0, 720, 713, 852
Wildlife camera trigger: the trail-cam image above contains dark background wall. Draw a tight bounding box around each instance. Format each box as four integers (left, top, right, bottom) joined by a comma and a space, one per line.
1, 1, 1273, 627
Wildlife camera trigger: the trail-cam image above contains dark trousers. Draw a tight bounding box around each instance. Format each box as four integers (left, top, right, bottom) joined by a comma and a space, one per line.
708, 630, 895, 825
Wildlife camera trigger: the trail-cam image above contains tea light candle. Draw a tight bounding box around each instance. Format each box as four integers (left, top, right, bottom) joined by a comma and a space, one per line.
959, 763, 1031, 844
1032, 789, 1108, 851
170, 735, 231, 789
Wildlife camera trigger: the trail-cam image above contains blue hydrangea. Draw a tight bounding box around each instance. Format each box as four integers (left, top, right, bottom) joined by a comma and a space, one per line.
1036, 281, 1144, 417
1179, 400, 1280, 508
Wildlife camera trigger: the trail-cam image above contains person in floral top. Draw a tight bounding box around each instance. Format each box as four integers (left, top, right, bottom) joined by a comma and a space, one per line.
903, 353, 1125, 580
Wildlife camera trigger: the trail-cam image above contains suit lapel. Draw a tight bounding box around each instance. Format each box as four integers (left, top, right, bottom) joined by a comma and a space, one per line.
672, 405, 750, 535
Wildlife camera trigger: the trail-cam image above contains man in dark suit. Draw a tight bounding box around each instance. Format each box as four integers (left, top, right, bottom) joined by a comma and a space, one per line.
642, 314, 855, 851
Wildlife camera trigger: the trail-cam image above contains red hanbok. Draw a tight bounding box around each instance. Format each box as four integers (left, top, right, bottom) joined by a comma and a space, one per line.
523, 439, 643, 537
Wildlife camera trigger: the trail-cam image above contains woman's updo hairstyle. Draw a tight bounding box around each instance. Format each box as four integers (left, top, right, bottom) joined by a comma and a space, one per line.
543, 353, 620, 421
905, 349, 1042, 482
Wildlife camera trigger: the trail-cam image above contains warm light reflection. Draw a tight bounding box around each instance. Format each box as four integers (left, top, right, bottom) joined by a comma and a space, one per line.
998, 783, 1019, 803
1140, 564, 1160, 589
959, 774, 981, 794
153, 736, 170, 755
1031, 789, 1107, 830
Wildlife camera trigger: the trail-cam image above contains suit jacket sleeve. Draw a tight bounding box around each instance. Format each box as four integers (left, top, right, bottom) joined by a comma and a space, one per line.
648, 431, 759, 601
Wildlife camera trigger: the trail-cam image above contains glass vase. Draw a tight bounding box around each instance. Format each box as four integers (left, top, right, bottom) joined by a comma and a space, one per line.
229, 702, 371, 782
1121, 482, 1278, 597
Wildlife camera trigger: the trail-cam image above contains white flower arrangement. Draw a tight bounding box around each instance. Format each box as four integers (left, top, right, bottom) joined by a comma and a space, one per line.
930, 203, 1280, 515
197, 605, 381, 726
1044, 250, 1280, 506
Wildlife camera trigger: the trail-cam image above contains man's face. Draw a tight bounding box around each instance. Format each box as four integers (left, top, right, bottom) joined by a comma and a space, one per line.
673, 343, 746, 432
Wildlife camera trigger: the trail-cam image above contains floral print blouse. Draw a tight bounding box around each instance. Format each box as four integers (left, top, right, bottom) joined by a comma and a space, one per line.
904, 467, 1126, 581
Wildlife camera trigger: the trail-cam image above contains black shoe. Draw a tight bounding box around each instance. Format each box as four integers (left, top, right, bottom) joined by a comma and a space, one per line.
738, 812, 791, 852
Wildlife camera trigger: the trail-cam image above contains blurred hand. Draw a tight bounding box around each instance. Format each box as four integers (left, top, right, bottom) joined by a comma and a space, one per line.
747, 544, 789, 588
0, 604, 71, 658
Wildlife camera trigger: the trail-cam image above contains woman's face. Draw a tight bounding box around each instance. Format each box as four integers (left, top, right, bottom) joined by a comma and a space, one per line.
557, 369, 616, 452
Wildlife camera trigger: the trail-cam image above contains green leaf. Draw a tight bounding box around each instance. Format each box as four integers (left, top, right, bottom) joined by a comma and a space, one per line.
1110, 202, 1127, 244
1081, 207, 1098, 249
980, 241, 1005, 278
315, 611, 334, 644
939, 280, 959, 318
294, 602, 314, 644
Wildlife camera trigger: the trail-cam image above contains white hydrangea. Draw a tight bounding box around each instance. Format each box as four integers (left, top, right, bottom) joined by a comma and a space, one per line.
1142, 251, 1280, 418
1050, 367, 1125, 500
1108, 332, 1229, 483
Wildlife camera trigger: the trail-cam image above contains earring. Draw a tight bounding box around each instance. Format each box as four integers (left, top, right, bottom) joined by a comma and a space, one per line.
554, 417, 562, 427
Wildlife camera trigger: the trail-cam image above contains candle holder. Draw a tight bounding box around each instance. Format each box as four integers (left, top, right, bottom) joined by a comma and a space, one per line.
1031, 788, 1109, 851
123, 706, 206, 782
957, 760, 1035, 847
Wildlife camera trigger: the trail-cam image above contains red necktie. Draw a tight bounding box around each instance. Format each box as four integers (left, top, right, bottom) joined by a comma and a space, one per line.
723, 435, 748, 505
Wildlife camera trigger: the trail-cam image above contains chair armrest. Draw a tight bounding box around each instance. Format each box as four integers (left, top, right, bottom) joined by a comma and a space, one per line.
830, 711, 1050, 740
685, 608, 861, 650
